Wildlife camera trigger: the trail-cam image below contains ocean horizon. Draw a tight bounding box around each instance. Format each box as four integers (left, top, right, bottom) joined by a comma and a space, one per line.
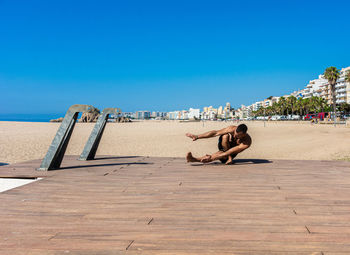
0, 114, 64, 123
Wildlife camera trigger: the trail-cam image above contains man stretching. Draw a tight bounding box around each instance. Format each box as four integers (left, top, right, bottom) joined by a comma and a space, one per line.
186, 124, 251, 164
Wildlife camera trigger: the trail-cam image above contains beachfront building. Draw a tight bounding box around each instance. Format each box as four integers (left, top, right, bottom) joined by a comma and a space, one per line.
204, 106, 218, 114
150, 111, 167, 119
289, 89, 304, 98
166, 109, 198, 120
135, 111, 151, 119
235, 105, 250, 120
303, 75, 327, 99
218, 106, 223, 116
347, 68, 350, 104
202, 110, 217, 120
202, 103, 233, 120
201, 111, 208, 120
252, 101, 263, 111
247, 97, 279, 112
120, 112, 135, 119
220, 110, 234, 119
223, 102, 232, 118
271, 96, 280, 104
263, 99, 272, 108
167, 111, 180, 120
242, 66, 350, 115
178, 110, 189, 120
320, 66, 350, 104
188, 108, 200, 119
224, 102, 231, 112
209, 110, 217, 119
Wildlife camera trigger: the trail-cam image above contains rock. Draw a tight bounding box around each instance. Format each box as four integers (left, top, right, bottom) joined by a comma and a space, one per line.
79, 107, 100, 123
115, 117, 132, 123
50, 117, 64, 122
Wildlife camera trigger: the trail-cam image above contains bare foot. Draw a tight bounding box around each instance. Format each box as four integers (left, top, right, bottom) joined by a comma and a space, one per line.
186, 152, 197, 162
225, 155, 233, 165
186, 133, 198, 141
200, 154, 212, 163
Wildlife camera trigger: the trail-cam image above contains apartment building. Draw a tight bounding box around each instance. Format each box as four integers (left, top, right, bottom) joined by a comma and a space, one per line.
303, 75, 327, 99
188, 108, 200, 119
136, 111, 151, 119
320, 66, 350, 104
235, 105, 250, 119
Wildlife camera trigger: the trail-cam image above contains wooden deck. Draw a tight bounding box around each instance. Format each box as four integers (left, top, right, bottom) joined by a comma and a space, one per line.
1, 156, 350, 254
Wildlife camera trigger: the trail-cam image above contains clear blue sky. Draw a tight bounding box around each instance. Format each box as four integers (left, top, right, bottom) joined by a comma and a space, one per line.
1, 0, 350, 115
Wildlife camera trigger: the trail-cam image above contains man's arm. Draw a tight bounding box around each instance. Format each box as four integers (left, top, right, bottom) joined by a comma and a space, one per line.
211, 143, 250, 160
202, 136, 252, 162
186, 126, 235, 141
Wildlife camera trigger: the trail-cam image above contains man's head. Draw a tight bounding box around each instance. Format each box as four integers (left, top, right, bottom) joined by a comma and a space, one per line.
234, 124, 248, 139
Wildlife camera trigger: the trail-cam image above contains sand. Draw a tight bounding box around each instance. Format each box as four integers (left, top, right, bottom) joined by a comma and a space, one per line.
0, 120, 349, 164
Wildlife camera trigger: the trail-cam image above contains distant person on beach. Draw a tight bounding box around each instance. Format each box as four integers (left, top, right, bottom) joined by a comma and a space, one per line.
186, 124, 252, 165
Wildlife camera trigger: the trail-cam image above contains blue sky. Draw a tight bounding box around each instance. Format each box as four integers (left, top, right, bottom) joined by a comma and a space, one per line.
1, 0, 350, 115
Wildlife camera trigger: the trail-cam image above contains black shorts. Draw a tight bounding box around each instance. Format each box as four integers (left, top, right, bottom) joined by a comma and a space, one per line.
218, 134, 238, 164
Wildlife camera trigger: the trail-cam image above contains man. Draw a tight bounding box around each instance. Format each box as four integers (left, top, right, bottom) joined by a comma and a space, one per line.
186, 124, 251, 164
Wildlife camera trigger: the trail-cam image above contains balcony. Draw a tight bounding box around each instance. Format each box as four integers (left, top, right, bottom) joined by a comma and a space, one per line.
335, 83, 346, 88
337, 88, 346, 93
336, 94, 346, 98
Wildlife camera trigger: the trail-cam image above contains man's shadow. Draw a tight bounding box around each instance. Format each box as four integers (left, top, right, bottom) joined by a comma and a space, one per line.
191, 159, 272, 166
231, 159, 272, 165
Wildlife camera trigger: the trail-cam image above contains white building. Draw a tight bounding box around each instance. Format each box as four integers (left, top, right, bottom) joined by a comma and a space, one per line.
320, 66, 350, 104
188, 108, 200, 119
167, 111, 180, 120
290, 89, 304, 98
252, 101, 263, 111
235, 105, 250, 119
120, 112, 134, 118
202, 110, 217, 120
179, 110, 189, 120
303, 75, 328, 99
135, 111, 151, 119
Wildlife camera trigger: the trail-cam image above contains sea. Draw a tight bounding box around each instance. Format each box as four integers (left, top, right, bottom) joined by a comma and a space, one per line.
0, 114, 65, 122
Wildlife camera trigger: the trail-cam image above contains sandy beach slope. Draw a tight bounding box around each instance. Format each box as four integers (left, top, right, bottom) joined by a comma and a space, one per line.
0, 120, 349, 164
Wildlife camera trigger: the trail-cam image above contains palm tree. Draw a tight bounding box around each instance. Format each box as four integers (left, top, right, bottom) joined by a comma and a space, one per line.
345, 70, 350, 84
288, 96, 297, 115
265, 106, 273, 116
272, 102, 279, 115
302, 98, 310, 116
296, 98, 303, 116
314, 96, 327, 113
310, 96, 319, 114
324, 67, 340, 125
278, 97, 287, 115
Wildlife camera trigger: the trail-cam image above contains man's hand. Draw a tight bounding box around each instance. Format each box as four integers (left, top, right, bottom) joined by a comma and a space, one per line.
186, 133, 198, 141
200, 154, 212, 163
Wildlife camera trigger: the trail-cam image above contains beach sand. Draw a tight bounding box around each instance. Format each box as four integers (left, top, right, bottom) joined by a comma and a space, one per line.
0, 120, 349, 164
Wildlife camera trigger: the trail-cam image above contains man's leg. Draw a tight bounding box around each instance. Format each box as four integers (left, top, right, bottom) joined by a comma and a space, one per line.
218, 134, 231, 164
220, 134, 231, 151
186, 152, 211, 163
187, 134, 234, 164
